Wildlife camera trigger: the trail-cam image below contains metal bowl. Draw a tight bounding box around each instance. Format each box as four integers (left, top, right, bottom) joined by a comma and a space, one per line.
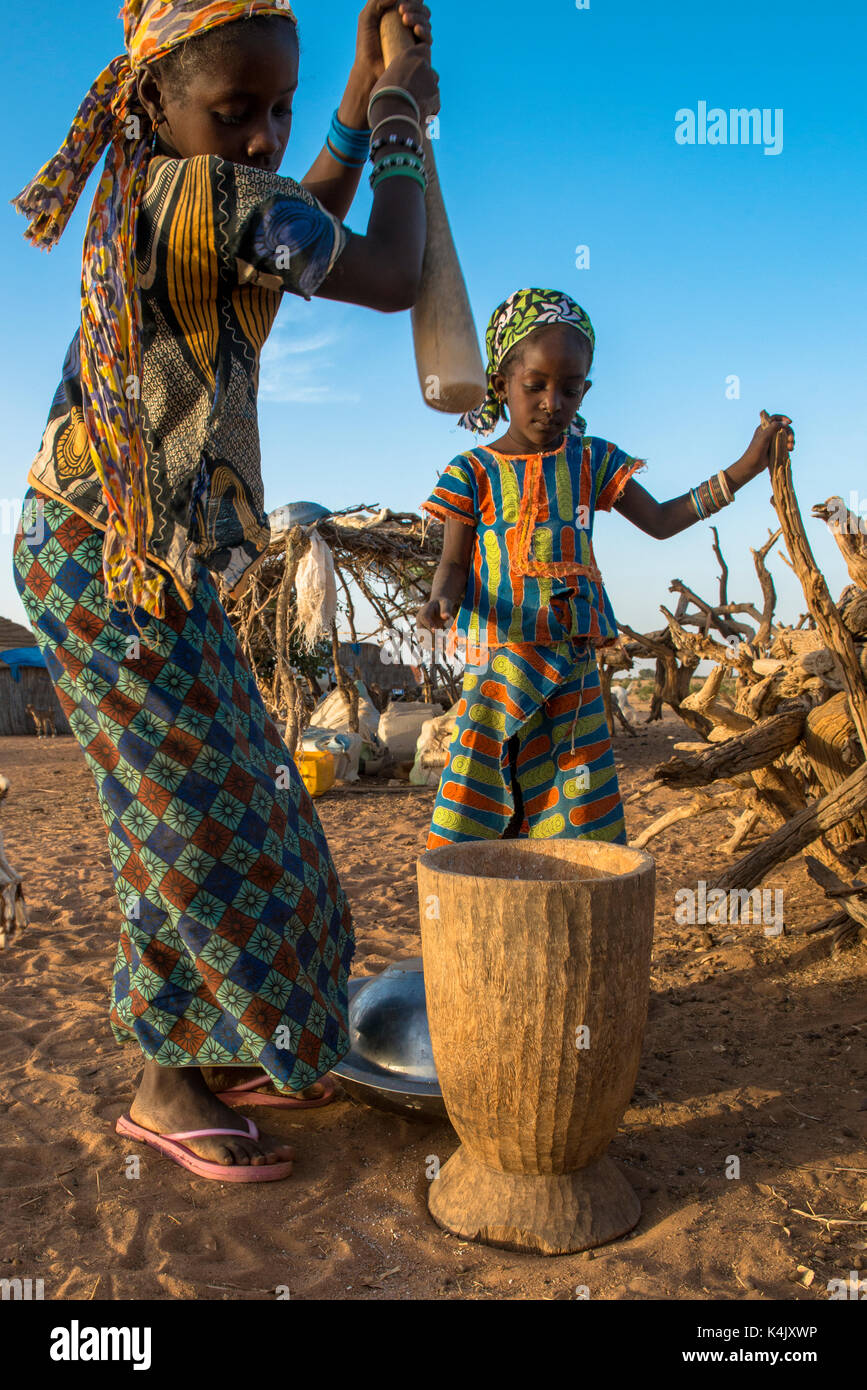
332, 957, 448, 1119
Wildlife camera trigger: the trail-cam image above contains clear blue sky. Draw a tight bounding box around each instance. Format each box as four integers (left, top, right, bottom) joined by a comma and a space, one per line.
2, 0, 865, 641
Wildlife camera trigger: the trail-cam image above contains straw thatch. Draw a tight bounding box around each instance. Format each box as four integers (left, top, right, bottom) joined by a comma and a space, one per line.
222, 505, 449, 756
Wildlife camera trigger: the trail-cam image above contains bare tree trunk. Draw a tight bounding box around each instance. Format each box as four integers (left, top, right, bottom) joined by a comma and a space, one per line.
768, 422, 867, 754
804, 692, 867, 846
276, 526, 307, 754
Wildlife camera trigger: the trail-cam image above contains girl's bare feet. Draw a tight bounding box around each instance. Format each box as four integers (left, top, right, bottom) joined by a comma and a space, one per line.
128, 1062, 295, 1168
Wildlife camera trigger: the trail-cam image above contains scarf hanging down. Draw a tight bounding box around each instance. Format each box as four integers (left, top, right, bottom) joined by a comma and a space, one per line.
12, 1, 297, 624
459, 287, 596, 440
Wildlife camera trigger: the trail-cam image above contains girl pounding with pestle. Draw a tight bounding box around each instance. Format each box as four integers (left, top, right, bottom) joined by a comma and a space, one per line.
418, 288, 794, 849
12, 0, 438, 1181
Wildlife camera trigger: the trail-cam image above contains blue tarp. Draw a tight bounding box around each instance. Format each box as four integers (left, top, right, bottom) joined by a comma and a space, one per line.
0, 647, 46, 682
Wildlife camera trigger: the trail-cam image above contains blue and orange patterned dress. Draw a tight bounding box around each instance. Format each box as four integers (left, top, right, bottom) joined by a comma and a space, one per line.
421, 434, 644, 847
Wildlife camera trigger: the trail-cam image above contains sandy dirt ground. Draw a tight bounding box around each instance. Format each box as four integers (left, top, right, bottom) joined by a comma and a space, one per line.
1, 709, 865, 1302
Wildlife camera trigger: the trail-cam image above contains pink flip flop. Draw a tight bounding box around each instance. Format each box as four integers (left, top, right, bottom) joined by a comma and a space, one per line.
115, 1112, 295, 1183
215, 1072, 338, 1110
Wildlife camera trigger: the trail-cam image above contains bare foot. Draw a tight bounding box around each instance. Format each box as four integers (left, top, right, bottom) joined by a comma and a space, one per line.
128, 1063, 295, 1168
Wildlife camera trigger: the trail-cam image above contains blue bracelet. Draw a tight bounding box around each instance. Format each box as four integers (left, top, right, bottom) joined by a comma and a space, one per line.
328, 109, 371, 166
690, 486, 708, 521
331, 109, 372, 151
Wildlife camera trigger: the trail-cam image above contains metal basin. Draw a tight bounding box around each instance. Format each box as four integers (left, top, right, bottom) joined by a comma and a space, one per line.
332, 957, 447, 1119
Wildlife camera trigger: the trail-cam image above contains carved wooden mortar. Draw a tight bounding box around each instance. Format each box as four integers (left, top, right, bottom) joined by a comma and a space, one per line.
416, 838, 656, 1255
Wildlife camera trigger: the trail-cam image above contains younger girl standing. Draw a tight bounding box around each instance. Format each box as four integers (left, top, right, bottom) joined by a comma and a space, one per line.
418, 288, 793, 849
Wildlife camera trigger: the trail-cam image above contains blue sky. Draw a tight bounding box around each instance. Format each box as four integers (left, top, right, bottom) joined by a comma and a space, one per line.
2, 0, 865, 645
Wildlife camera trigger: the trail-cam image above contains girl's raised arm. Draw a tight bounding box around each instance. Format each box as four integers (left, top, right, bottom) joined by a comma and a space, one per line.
302, 1, 433, 222
315, 43, 438, 312
614, 414, 794, 539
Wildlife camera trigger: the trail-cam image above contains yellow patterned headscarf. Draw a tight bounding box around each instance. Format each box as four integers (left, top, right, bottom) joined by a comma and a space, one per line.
13, 1, 297, 623
460, 288, 596, 439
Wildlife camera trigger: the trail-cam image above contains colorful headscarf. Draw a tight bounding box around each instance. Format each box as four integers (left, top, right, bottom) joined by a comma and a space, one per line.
13, 1, 297, 623
459, 288, 596, 438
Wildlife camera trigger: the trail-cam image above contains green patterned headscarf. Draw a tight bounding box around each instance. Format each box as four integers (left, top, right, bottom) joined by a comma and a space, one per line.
460, 288, 595, 438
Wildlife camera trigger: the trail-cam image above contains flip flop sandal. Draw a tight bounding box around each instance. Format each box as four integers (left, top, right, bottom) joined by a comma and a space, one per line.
215, 1072, 337, 1110
115, 1112, 295, 1183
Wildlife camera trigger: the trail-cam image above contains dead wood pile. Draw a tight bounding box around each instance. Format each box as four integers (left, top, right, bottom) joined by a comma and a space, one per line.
621, 422, 867, 950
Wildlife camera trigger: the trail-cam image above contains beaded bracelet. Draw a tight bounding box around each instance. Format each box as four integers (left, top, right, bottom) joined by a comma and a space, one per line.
370, 134, 425, 158
370, 150, 427, 191
370, 164, 428, 193
326, 110, 371, 168
371, 152, 427, 177
368, 85, 421, 124
371, 157, 427, 188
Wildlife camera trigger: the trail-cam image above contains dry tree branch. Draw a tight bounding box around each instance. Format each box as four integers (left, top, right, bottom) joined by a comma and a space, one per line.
711, 525, 729, 607
629, 788, 744, 850
751, 526, 782, 649
712, 760, 867, 892
767, 420, 867, 753
655, 706, 807, 786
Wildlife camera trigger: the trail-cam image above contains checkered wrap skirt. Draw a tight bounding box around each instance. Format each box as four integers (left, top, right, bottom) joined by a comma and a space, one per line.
427, 641, 627, 848
13, 487, 353, 1093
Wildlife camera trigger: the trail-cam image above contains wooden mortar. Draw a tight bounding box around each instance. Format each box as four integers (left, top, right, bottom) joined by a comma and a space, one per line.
417, 837, 656, 1255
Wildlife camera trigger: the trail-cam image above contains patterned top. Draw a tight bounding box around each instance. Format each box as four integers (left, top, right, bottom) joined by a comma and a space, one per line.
27, 153, 347, 609
422, 435, 644, 650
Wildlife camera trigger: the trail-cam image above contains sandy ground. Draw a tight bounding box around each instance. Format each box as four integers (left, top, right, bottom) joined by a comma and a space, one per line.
0, 710, 865, 1302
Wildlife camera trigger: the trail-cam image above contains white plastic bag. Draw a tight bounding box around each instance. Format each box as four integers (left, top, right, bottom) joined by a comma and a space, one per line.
294, 532, 337, 650
309, 682, 380, 744
410, 704, 460, 786
379, 701, 444, 764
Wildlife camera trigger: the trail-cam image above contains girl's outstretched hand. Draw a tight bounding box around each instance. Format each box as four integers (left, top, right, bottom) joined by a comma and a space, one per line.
353, 1, 433, 93
417, 597, 454, 632
737, 412, 795, 475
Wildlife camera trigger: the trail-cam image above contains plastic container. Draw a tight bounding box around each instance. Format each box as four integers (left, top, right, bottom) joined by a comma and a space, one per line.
295, 749, 336, 798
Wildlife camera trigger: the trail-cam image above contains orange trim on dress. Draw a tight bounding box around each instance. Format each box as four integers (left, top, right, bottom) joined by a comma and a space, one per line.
597, 456, 647, 512
507, 450, 604, 581
421, 500, 477, 528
